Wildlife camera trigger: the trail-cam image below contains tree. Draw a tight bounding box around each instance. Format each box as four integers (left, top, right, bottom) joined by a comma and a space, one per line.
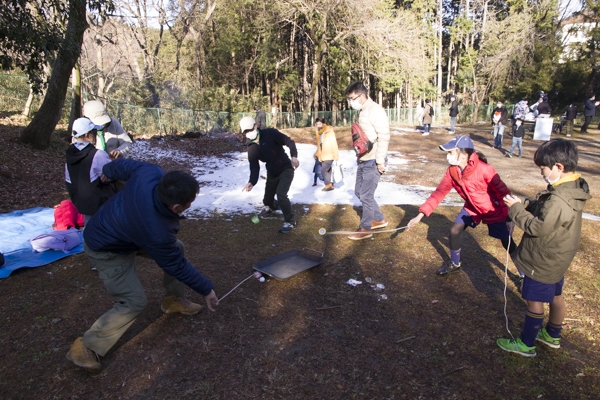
0, 0, 63, 93
17, 0, 114, 149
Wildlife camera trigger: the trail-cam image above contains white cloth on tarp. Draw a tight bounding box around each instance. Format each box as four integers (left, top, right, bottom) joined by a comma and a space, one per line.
533, 118, 553, 141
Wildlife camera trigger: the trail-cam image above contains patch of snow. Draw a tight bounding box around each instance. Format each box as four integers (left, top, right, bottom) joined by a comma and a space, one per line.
127, 141, 600, 222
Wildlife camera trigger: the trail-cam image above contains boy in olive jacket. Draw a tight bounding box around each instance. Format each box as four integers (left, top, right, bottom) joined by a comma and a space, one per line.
497, 139, 591, 357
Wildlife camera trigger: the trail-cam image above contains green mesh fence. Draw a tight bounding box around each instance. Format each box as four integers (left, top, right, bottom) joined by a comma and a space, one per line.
0, 73, 32, 113
0, 73, 536, 135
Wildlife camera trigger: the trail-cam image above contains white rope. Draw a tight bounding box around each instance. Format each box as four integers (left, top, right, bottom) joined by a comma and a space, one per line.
218, 274, 254, 303
503, 224, 515, 340
322, 226, 408, 235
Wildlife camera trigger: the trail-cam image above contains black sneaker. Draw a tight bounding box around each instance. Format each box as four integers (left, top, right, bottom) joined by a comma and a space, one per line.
278, 221, 297, 233
436, 261, 461, 275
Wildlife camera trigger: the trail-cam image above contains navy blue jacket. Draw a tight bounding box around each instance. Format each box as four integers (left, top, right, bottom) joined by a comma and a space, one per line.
584, 99, 596, 117
449, 100, 459, 117
85, 159, 213, 296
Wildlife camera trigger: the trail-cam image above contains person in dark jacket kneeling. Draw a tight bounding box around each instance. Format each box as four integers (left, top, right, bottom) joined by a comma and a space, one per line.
66, 159, 218, 372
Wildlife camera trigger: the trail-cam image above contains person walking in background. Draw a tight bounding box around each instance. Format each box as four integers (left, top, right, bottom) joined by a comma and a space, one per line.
506, 118, 525, 158
449, 95, 459, 134
345, 81, 390, 240
492, 100, 509, 150
420, 99, 433, 136
314, 117, 339, 192
563, 103, 577, 137
240, 116, 299, 233
82, 100, 132, 159
254, 105, 267, 130
580, 94, 598, 134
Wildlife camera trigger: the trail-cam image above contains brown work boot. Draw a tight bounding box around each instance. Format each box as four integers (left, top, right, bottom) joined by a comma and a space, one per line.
322, 183, 334, 191
348, 227, 374, 241
371, 219, 388, 229
66, 337, 101, 372
161, 296, 203, 315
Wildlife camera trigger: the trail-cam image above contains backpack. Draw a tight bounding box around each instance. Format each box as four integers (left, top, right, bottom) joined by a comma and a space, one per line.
351, 122, 373, 157
53, 200, 85, 230
30, 229, 82, 253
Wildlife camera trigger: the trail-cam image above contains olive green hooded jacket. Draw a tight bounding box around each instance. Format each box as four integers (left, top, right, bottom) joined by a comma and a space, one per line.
509, 174, 591, 284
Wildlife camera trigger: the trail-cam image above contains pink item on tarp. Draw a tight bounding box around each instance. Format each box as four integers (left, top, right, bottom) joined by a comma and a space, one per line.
30, 229, 82, 253
53, 200, 85, 230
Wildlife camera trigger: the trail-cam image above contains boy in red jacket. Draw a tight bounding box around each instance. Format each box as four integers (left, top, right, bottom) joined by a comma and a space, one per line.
407, 136, 518, 275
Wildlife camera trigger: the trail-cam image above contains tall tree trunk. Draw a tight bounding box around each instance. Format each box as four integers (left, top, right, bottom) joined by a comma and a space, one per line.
302, 39, 309, 112
95, 27, 105, 97
20, 0, 88, 149
22, 87, 35, 117
447, 41, 453, 93
68, 62, 82, 134
437, 0, 443, 104
465, 0, 470, 47
307, 46, 323, 114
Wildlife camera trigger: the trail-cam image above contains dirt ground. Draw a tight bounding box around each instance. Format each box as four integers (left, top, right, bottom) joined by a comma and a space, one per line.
1, 115, 599, 399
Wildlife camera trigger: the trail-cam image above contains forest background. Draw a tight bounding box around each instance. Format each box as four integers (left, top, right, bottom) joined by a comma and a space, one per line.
2, 0, 600, 147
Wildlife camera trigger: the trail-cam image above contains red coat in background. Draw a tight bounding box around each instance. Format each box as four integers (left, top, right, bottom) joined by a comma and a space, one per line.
419, 153, 511, 225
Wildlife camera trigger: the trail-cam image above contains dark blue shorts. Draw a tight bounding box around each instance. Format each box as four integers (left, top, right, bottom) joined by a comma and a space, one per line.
522, 276, 564, 303
454, 208, 510, 241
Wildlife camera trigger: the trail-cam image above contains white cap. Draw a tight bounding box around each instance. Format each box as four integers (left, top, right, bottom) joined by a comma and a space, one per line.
72, 118, 102, 138
239, 116, 256, 132
83, 100, 111, 126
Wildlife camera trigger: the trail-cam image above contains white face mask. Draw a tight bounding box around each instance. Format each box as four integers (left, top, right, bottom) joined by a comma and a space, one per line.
349, 98, 363, 111
516, 121, 522, 126
447, 152, 461, 166
544, 165, 560, 185
245, 130, 258, 140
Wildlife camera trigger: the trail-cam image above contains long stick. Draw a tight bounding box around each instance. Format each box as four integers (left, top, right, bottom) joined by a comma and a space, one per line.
218, 274, 254, 303
322, 226, 408, 235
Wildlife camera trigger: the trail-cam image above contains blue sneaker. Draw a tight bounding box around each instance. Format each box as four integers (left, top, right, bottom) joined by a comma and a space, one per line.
278, 221, 297, 234
497, 337, 536, 357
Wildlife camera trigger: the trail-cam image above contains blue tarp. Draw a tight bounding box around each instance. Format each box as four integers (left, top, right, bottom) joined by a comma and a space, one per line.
0, 207, 83, 278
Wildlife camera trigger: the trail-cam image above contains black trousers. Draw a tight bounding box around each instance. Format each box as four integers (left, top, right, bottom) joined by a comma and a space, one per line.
581, 115, 592, 132
263, 168, 295, 223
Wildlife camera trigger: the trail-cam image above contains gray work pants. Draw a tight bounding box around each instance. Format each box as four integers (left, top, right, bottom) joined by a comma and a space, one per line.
355, 160, 385, 230
82, 241, 186, 356
322, 160, 334, 185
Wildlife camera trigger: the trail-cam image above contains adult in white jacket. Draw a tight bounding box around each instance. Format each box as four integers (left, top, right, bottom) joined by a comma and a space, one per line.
345, 81, 390, 240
